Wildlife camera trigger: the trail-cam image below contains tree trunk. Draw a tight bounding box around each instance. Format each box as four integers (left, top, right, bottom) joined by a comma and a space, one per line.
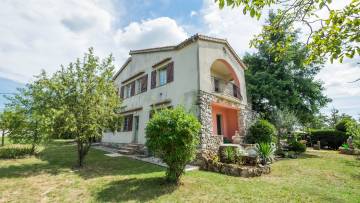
77, 141, 84, 167
77, 141, 92, 168
31, 143, 36, 155
1, 130, 4, 147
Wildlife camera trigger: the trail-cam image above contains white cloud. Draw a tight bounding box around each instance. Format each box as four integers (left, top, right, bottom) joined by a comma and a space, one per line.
317, 58, 360, 118
190, 11, 197, 17
200, 0, 264, 55
115, 17, 187, 50
316, 58, 360, 98
199, 0, 360, 118
0, 1, 188, 83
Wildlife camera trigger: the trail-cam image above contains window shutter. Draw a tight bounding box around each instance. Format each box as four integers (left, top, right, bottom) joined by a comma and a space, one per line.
233, 84, 241, 99
232, 84, 237, 98
167, 62, 174, 83
141, 74, 148, 92
237, 87, 242, 100
120, 86, 125, 99
151, 70, 156, 89
130, 81, 135, 96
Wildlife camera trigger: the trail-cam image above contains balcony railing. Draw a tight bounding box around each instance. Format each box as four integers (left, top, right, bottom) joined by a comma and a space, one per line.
211, 76, 242, 100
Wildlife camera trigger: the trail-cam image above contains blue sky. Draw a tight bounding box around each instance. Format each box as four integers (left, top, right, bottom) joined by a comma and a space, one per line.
0, 0, 359, 118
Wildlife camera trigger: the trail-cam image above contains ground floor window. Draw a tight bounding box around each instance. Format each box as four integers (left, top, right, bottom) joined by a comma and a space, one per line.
149, 106, 173, 119
123, 114, 133, 131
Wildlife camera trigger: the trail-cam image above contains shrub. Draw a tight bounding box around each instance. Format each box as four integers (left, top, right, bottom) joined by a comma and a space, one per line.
219, 146, 244, 164
308, 129, 348, 149
246, 119, 276, 144
0, 144, 34, 159
145, 106, 201, 184
343, 119, 360, 148
288, 140, 306, 153
341, 143, 349, 150
222, 147, 236, 163
335, 118, 353, 132
255, 142, 276, 165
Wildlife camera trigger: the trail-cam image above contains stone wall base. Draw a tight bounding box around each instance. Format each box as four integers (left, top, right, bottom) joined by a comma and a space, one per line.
200, 160, 270, 177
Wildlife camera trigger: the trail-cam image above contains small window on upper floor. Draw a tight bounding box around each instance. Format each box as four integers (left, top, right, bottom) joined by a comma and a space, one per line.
136, 79, 141, 94
125, 84, 132, 98
151, 61, 174, 89
158, 68, 167, 86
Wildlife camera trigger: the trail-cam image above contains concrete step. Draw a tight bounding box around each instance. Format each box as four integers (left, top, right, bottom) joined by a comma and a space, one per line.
119, 147, 136, 151
126, 144, 143, 148
117, 149, 133, 155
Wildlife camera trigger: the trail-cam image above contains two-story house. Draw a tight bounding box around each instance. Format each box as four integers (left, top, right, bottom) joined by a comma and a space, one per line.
102, 34, 253, 153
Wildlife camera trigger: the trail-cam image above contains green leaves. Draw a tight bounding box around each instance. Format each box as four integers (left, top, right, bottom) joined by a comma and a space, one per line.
216, 0, 360, 63
244, 12, 330, 125
145, 106, 201, 183
3, 48, 121, 166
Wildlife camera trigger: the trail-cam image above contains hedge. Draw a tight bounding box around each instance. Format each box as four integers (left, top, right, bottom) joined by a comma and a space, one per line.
308, 129, 348, 149
0, 144, 34, 159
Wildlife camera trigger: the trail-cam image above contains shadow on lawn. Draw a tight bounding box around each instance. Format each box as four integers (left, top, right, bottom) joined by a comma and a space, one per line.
0, 142, 164, 179
297, 153, 321, 159
95, 177, 177, 202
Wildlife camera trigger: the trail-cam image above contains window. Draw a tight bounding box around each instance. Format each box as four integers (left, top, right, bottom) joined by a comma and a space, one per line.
135, 74, 148, 94
123, 114, 133, 131
125, 84, 132, 98
214, 78, 220, 92
151, 62, 173, 89
149, 106, 173, 119
159, 68, 167, 86
136, 79, 141, 94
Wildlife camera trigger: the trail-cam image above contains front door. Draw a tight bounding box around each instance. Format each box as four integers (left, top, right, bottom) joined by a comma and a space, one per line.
133, 116, 139, 143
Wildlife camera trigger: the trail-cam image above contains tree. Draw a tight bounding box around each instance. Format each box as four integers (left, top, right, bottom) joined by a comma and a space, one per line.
0, 110, 13, 146
306, 113, 329, 129
145, 106, 201, 184
271, 109, 299, 147
4, 76, 53, 153
46, 48, 121, 167
216, 0, 360, 63
327, 108, 352, 128
244, 12, 330, 125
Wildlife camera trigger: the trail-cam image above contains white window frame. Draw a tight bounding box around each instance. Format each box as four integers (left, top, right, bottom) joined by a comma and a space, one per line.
125, 84, 132, 98
136, 79, 141, 94
158, 68, 167, 86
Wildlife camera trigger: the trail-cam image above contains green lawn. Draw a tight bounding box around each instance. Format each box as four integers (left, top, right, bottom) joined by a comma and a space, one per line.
0, 141, 360, 202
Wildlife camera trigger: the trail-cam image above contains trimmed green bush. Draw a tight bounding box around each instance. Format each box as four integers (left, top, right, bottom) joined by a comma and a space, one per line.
246, 119, 276, 144
0, 144, 34, 159
288, 140, 306, 153
145, 106, 201, 184
309, 129, 348, 149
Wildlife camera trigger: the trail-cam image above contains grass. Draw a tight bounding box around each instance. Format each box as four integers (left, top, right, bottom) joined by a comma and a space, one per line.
0, 141, 360, 202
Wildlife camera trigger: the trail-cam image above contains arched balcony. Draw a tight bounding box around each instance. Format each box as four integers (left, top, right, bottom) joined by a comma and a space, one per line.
210, 59, 242, 100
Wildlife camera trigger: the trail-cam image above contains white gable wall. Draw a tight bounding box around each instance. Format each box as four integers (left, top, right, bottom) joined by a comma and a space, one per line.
198, 40, 248, 106
102, 42, 199, 144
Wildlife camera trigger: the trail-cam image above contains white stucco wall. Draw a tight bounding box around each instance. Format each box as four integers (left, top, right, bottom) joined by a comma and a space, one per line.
102, 43, 199, 144
198, 40, 248, 106
102, 39, 248, 145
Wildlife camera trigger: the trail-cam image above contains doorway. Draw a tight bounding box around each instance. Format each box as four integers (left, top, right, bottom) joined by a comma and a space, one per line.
216, 114, 223, 135
133, 116, 139, 143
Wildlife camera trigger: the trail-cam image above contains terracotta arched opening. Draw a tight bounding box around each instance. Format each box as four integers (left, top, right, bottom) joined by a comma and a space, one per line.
210, 59, 240, 88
